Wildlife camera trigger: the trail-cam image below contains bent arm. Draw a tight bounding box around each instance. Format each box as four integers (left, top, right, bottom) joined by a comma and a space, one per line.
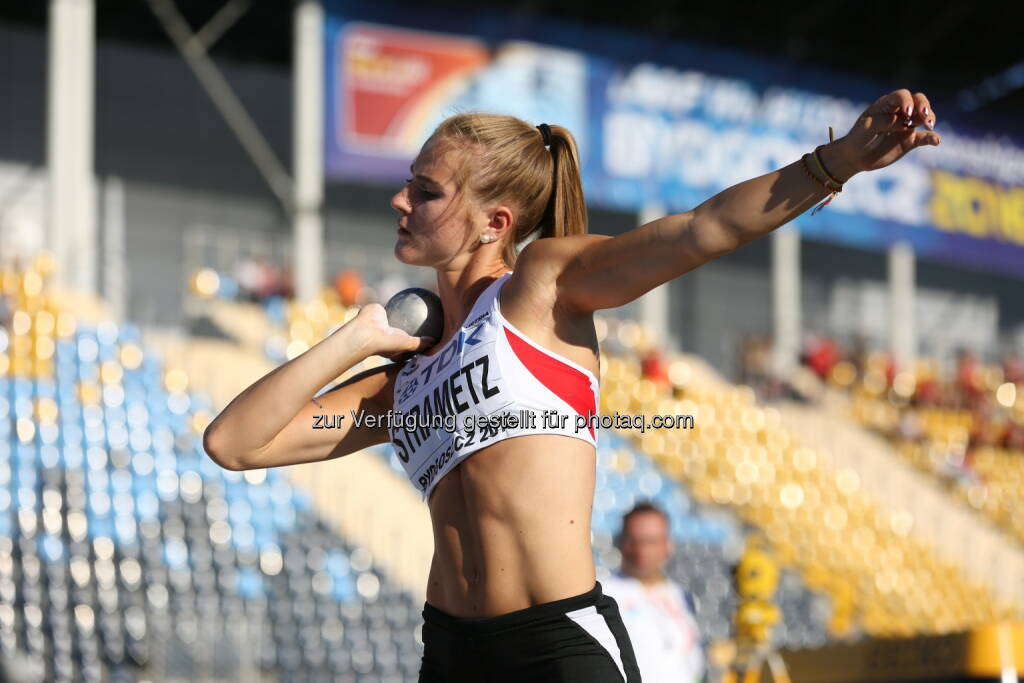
544, 141, 859, 312
202, 322, 390, 471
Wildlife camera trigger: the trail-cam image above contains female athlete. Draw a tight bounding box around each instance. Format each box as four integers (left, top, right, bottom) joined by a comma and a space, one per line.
204, 89, 939, 682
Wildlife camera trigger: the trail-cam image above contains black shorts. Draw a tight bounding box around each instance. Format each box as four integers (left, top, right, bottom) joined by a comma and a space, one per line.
418, 581, 642, 682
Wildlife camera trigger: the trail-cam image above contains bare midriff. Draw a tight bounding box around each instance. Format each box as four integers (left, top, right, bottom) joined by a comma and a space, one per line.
424, 432, 597, 618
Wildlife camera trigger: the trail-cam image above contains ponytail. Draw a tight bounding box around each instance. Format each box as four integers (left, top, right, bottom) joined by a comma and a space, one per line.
430, 112, 588, 268
537, 125, 588, 244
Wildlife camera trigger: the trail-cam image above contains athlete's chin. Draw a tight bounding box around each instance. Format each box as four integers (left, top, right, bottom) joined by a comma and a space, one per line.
394, 242, 428, 267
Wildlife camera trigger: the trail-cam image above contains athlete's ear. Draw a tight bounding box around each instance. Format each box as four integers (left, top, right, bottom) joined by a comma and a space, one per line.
487, 205, 514, 241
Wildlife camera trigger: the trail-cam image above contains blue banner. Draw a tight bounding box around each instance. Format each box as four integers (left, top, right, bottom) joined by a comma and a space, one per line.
324, 0, 1024, 277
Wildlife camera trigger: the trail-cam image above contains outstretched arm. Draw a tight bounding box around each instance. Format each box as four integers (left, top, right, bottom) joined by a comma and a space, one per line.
534, 89, 940, 313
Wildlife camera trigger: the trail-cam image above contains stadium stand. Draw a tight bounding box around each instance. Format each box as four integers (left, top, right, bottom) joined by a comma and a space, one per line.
0, 260, 427, 681
595, 317, 1021, 638
791, 344, 1024, 548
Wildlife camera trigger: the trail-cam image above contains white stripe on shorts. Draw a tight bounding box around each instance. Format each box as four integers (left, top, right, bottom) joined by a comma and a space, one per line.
565, 605, 626, 682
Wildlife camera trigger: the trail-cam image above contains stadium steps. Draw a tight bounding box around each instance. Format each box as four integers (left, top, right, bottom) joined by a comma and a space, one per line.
604, 345, 1014, 635
285, 456, 432, 604
775, 400, 1024, 613
143, 323, 435, 603
49, 286, 116, 322
657, 350, 1024, 613
40, 278, 436, 604
2, 263, 435, 678
143, 332, 277, 410
193, 298, 281, 355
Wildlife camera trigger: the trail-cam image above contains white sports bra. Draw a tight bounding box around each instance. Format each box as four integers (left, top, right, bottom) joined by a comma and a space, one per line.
390, 272, 600, 499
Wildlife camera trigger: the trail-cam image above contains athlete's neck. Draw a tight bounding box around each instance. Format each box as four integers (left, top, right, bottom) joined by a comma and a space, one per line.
434, 263, 510, 340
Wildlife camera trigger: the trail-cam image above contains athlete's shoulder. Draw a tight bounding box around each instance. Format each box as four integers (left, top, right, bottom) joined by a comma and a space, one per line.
515, 234, 611, 277
506, 236, 609, 316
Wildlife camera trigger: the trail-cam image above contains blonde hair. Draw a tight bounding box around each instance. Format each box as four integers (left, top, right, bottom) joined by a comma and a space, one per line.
430, 112, 587, 267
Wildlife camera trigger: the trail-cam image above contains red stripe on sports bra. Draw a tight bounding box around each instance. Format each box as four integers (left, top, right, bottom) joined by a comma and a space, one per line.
503, 326, 596, 439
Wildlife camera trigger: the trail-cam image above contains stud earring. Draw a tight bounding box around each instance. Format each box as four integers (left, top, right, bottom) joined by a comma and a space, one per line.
480, 234, 494, 244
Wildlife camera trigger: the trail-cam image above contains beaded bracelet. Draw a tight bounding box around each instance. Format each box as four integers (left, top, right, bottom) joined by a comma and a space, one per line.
803, 126, 844, 215
800, 154, 841, 193
811, 147, 843, 188
811, 146, 844, 187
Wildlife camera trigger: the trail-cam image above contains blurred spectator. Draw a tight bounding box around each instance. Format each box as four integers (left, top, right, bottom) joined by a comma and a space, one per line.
1004, 420, 1024, 451
252, 257, 281, 300
883, 351, 897, 386
334, 268, 363, 306
640, 348, 670, 388
278, 266, 295, 299
234, 257, 261, 302
956, 348, 985, 410
0, 291, 11, 328
805, 334, 841, 380
603, 502, 705, 683
849, 333, 869, 375
896, 410, 923, 442
912, 365, 941, 406
233, 256, 289, 302
739, 333, 771, 389
971, 405, 1008, 453
1002, 352, 1024, 385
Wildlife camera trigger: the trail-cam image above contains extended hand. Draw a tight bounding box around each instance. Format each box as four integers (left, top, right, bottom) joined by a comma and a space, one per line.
837, 89, 941, 174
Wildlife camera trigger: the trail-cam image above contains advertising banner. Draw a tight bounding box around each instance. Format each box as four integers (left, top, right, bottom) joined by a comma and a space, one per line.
324, 0, 1024, 277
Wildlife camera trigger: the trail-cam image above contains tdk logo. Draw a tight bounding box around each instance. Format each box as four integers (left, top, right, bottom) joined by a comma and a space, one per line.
457, 321, 486, 351
413, 320, 488, 384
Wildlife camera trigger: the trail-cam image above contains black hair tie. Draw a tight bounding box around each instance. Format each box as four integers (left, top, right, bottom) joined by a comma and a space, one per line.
536, 123, 553, 147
